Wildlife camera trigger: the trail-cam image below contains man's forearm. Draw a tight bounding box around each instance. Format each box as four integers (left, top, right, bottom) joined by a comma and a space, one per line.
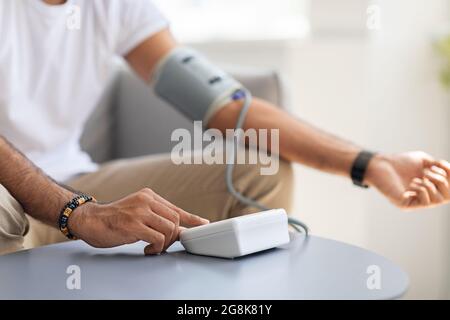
0, 136, 74, 226
209, 98, 362, 177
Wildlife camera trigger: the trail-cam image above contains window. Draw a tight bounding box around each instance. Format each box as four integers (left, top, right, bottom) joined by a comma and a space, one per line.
153, 0, 310, 43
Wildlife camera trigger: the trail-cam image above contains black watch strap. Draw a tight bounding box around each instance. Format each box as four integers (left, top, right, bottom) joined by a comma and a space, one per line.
351, 151, 376, 188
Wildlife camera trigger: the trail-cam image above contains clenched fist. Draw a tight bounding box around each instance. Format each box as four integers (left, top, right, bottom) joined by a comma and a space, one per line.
366, 151, 450, 210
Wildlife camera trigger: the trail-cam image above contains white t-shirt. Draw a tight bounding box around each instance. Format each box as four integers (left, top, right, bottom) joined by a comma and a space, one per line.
0, 0, 168, 181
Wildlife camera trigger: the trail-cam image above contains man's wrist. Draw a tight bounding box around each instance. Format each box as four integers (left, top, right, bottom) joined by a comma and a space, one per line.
67, 201, 98, 240
364, 153, 392, 188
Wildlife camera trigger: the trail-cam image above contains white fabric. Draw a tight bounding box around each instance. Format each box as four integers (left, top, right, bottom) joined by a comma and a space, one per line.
0, 0, 168, 181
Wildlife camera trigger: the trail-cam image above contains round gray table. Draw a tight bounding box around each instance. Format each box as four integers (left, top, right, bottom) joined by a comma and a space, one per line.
0, 233, 408, 299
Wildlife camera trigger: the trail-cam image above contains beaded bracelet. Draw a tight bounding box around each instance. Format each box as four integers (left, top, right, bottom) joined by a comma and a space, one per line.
58, 194, 95, 240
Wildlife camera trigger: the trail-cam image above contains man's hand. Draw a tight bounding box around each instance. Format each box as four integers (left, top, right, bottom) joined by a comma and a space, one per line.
69, 188, 209, 255
366, 151, 450, 210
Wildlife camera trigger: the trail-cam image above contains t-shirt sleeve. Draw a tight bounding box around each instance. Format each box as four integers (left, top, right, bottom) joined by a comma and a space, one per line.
115, 0, 169, 56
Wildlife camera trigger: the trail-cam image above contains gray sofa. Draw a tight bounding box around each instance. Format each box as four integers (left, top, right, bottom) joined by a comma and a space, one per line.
80, 63, 287, 163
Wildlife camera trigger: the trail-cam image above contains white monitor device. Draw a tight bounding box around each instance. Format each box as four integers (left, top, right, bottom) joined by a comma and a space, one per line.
179, 209, 290, 259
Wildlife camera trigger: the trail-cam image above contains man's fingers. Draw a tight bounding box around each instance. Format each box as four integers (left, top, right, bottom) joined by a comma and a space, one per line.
422, 178, 444, 203
430, 160, 449, 177
178, 210, 210, 227
144, 244, 160, 255
409, 179, 431, 206
143, 210, 176, 250
430, 165, 447, 177
148, 200, 180, 246
152, 192, 209, 227
176, 226, 187, 241
401, 190, 417, 208
424, 168, 450, 200
409, 197, 421, 208
141, 189, 182, 246
135, 226, 165, 255
139, 188, 207, 244
436, 160, 450, 180
150, 198, 180, 226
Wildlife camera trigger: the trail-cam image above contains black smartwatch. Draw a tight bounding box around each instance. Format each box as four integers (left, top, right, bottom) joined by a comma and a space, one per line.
351, 151, 376, 188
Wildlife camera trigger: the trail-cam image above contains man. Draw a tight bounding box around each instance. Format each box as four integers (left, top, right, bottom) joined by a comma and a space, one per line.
0, 0, 449, 256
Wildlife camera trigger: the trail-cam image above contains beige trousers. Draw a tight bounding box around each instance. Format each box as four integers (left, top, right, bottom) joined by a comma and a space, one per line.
0, 152, 294, 255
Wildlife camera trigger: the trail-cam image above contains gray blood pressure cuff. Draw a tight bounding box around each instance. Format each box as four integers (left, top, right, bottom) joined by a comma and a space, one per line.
152, 47, 245, 126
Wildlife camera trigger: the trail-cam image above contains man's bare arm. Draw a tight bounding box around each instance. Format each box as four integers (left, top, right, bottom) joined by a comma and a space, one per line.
209, 98, 450, 210
0, 136, 207, 254
0, 136, 73, 226
125, 29, 359, 177
209, 98, 361, 177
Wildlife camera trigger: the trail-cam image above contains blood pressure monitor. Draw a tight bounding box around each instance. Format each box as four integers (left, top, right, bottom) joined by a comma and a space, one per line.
179, 209, 290, 259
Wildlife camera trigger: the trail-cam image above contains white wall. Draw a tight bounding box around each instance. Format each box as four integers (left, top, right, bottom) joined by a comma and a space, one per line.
191, 0, 450, 299
365, 0, 450, 299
